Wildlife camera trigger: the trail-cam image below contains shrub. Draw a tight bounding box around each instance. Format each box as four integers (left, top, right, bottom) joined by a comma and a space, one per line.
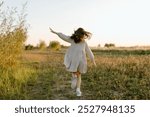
0, 1, 37, 99
25, 44, 34, 50
49, 41, 61, 51
98, 44, 101, 47
104, 43, 115, 48
39, 40, 46, 50
0, 1, 27, 69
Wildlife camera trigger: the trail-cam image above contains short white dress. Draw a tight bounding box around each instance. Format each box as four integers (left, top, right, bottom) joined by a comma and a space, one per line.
57, 33, 94, 73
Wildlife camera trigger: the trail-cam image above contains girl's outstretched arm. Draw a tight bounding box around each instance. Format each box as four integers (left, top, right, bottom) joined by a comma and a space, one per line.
49, 27, 73, 43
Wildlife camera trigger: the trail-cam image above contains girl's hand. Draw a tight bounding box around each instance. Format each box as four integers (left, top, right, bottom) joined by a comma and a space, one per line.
94, 61, 97, 67
92, 60, 97, 67
49, 27, 56, 34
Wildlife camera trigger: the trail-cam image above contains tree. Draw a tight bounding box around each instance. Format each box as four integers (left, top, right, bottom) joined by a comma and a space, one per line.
98, 44, 101, 48
49, 41, 61, 51
25, 44, 34, 50
39, 40, 46, 50
104, 43, 115, 48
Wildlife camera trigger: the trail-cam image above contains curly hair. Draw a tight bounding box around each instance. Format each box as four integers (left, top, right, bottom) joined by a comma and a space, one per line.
70, 28, 92, 43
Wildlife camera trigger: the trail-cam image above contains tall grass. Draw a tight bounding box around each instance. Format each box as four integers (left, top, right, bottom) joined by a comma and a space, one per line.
0, 1, 37, 99
0, 66, 37, 99
0, 1, 27, 68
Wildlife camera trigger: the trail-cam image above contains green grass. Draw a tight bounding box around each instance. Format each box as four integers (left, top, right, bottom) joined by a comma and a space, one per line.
0, 66, 37, 99
92, 49, 150, 56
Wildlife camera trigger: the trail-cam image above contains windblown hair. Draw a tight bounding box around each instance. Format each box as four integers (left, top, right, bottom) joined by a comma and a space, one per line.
70, 28, 92, 43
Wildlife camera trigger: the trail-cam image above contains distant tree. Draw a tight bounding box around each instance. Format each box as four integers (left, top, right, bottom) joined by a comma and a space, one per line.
39, 40, 46, 50
49, 41, 61, 51
98, 44, 101, 48
104, 43, 115, 48
109, 43, 115, 47
25, 44, 34, 50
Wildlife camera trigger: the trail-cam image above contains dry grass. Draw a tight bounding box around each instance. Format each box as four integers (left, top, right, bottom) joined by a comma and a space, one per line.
1, 48, 150, 99
15, 49, 150, 100
0, 2, 36, 99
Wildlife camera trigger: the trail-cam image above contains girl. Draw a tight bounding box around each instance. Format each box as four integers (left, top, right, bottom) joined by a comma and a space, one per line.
49, 27, 96, 96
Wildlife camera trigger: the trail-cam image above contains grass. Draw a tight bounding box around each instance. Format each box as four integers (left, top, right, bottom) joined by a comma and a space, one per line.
0, 48, 150, 100
0, 66, 37, 99
84, 55, 150, 99
0, 2, 29, 99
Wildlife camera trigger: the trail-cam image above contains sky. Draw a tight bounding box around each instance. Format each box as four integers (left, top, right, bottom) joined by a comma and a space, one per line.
3, 0, 150, 47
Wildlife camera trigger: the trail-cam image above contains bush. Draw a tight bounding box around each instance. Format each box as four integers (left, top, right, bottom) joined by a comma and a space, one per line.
49, 41, 61, 51
39, 40, 46, 50
0, 1, 37, 99
0, 1, 27, 69
97, 44, 101, 48
104, 43, 115, 48
25, 44, 34, 50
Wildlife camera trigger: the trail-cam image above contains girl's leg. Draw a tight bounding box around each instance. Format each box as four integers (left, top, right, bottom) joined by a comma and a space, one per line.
71, 72, 82, 96
76, 72, 81, 89
76, 71, 82, 96
71, 72, 77, 89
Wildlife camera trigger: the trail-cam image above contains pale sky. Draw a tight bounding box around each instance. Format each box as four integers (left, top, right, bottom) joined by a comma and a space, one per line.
4, 0, 150, 47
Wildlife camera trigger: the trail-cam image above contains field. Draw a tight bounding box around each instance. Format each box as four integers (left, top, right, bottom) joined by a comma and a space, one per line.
2, 48, 148, 100
0, 1, 149, 100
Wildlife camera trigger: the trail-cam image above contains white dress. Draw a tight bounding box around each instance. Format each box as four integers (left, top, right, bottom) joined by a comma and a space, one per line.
57, 33, 94, 73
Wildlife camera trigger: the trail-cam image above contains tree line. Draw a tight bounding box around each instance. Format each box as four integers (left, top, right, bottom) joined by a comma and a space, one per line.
25, 40, 65, 51
25, 41, 116, 51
